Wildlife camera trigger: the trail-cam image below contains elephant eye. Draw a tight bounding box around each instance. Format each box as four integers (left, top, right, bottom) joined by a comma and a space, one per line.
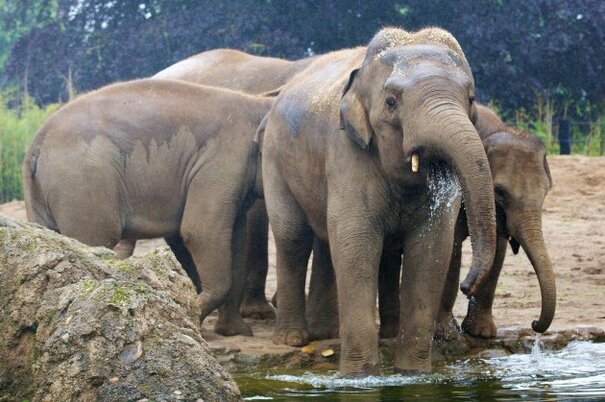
469, 95, 475, 104
385, 97, 397, 110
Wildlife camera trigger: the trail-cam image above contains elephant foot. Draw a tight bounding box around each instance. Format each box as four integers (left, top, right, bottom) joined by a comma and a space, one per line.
214, 316, 253, 337
338, 363, 380, 378
394, 358, 431, 375
462, 311, 497, 338
308, 322, 339, 340
272, 328, 309, 347
394, 367, 424, 376
240, 296, 276, 320
434, 311, 461, 341
379, 321, 399, 339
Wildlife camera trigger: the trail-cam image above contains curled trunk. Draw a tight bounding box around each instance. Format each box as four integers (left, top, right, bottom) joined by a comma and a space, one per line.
514, 214, 556, 333
414, 105, 497, 296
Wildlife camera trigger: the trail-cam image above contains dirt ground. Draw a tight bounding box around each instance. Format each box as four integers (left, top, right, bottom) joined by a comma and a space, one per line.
2, 155, 604, 335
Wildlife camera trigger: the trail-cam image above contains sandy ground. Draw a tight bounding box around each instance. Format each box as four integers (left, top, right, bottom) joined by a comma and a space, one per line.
2, 155, 604, 334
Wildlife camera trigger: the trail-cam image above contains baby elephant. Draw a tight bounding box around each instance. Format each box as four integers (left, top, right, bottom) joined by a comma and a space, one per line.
23, 79, 272, 336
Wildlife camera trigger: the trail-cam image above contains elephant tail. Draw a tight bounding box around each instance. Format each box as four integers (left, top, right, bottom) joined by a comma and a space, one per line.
254, 111, 271, 150
22, 143, 57, 231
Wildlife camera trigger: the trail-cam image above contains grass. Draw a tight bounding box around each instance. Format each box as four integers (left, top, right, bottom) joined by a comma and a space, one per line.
0, 96, 57, 203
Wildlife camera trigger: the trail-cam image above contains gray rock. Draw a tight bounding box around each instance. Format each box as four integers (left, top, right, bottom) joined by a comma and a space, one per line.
0, 214, 241, 401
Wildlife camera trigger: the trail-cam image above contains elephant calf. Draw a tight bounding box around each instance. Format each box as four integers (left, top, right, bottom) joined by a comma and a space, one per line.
378, 104, 555, 340
438, 104, 555, 338
23, 79, 272, 336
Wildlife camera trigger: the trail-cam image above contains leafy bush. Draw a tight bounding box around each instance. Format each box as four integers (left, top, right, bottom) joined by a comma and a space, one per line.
0, 96, 56, 202
2, 1, 604, 120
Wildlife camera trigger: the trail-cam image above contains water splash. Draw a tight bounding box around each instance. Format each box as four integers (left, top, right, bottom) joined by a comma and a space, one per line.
265, 372, 442, 389
531, 332, 543, 364
239, 342, 605, 400
427, 166, 461, 222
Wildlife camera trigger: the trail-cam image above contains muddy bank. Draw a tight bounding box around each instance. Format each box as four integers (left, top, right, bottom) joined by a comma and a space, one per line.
201, 313, 604, 372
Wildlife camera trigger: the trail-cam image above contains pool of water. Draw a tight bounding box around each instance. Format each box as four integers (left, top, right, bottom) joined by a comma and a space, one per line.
235, 341, 605, 401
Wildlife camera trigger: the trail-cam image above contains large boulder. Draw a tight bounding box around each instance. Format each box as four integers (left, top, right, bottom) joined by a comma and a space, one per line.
0, 215, 241, 401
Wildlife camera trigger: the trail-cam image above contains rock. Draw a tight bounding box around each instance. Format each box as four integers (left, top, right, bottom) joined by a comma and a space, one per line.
472, 349, 510, 359
0, 214, 241, 401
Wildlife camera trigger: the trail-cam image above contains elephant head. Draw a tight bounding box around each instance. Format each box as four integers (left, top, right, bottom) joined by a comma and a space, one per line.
340, 27, 496, 295
477, 104, 555, 333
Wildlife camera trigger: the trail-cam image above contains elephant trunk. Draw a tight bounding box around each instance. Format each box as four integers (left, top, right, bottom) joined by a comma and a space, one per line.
409, 103, 497, 296
513, 213, 556, 333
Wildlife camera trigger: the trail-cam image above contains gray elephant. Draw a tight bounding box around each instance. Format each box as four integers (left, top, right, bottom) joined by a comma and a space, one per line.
107, 49, 315, 320
378, 104, 555, 340
23, 79, 272, 336
441, 104, 555, 337
260, 27, 497, 376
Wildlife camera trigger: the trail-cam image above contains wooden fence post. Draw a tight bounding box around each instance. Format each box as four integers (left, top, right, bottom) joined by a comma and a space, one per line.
559, 119, 571, 155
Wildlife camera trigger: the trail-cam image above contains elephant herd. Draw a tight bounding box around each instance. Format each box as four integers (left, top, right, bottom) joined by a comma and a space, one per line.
23, 27, 555, 377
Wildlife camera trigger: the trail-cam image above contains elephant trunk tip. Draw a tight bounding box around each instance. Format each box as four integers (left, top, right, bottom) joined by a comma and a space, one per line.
459, 267, 483, 297
531, 317, 552, 334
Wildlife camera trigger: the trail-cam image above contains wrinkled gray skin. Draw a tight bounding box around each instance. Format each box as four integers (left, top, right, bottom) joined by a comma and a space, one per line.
155, 49, 314, 319
260, 28, 497, 376
23, 79, 272, 337
154, 48, 314, 94
151, 49, 555, 343
378, 104, 555, 340
113, 49, 316, 320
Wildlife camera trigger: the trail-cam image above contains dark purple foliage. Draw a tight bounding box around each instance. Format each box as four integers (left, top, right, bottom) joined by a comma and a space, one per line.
3, 0, 604, 117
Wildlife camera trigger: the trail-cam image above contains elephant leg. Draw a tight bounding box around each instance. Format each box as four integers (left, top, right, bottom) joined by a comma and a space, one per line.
379, 249, 402, 339
306, 238, 339, 340
434, 238, 463, 340
266, 179, 313, 346
180, 181, 252, 336
435, 214, 467, 340
54, 204, 121, 250
165, 233, 201, 293
240, 200, 275, 320
113, 239, 136, 259
328, 216, 383, 376
395, 203, 459, 374
271, 224, 313, 346
215, 212, 253, 336
462, 234, 508, 338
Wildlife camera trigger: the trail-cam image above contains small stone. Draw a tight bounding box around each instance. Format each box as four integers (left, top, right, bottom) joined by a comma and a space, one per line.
174, 390, 182, 395
120, 340, 143, 365
177, 333, 198, 346
321, 348, 335, 357
474, 349, 510, 359
109, 377, 119, 384
60, 333, 70, 343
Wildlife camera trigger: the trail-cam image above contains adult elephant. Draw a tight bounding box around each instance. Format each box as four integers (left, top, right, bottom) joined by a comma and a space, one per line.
260, 27, 497, 376
112, 49, 316, 320
23, 79, 273, 336
378, 104, 556, 340
154, 48, 314, 94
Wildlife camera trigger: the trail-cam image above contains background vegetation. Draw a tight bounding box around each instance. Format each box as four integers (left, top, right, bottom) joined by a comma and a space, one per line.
0, 0, 603, 201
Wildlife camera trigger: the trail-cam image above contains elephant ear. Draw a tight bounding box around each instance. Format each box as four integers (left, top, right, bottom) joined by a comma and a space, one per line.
340, 68, 373, 149
469, 97, 478, 125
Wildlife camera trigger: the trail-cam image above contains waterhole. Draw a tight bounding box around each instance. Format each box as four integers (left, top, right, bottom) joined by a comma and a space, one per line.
235, 341, 605, 401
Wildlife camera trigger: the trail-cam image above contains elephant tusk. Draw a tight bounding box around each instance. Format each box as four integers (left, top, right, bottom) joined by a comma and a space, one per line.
411, 153, 419, 173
